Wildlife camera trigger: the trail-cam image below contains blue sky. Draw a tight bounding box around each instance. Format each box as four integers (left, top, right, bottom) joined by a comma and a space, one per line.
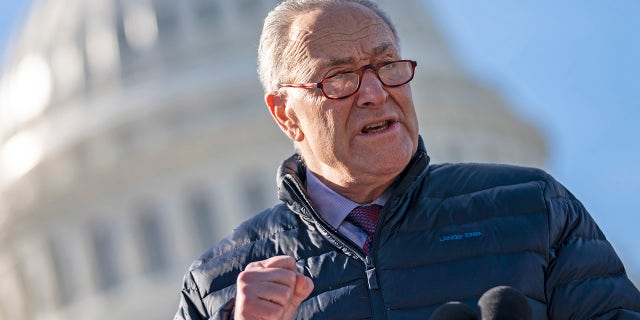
0, 1, 30, 73
425, 0, 640, 280
1, 1, 638, 282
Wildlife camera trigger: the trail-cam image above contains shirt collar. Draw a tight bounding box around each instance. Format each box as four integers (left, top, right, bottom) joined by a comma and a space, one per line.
306, 168, 389, 229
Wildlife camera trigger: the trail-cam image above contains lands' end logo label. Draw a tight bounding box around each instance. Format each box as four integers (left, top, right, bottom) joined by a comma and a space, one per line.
439, 231, 482, 242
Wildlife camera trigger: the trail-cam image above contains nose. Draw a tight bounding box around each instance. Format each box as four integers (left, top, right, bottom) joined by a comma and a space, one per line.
356, 69, 388, 107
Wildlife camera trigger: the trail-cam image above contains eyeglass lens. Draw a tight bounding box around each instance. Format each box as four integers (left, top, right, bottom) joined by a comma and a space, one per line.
322, 60, 415, 99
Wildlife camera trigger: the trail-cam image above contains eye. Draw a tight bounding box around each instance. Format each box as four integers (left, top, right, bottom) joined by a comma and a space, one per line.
379, 61, 398, 70
325, 68, 351, 79
327, 72, 356, 81
322, 73, 359, 97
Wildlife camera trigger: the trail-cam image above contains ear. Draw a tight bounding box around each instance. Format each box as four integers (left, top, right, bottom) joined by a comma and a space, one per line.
265, 91, 304, 141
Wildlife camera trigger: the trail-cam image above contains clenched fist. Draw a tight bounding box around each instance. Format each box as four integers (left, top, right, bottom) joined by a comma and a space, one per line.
234, 255, 314, 320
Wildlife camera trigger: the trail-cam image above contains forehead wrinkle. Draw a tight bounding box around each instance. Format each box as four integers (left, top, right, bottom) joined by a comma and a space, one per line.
282, 28, 316, 81
307, 21, 386, 48
318, 42, 397, 70
371, 43, 395, 57
285, 6, 398, 81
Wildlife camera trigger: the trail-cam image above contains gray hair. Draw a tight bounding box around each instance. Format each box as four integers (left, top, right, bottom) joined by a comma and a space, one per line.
257, 0, 399, 93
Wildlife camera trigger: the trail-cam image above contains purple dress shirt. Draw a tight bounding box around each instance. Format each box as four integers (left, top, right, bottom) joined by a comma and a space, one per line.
306, 168, 389, 248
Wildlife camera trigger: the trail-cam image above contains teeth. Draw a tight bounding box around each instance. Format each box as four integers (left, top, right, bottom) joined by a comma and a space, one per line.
362, 120, 390, 133
365, 121, 387, 129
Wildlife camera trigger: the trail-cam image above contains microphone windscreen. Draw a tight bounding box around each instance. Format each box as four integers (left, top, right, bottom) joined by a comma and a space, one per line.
429, 301, 478, 320
478, 286, 532, 320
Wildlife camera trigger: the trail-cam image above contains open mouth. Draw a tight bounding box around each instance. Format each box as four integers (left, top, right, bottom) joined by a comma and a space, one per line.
361, 120, 393, 134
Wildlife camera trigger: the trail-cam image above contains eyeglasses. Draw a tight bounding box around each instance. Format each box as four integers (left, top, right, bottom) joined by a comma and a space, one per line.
279, 60, 417, 99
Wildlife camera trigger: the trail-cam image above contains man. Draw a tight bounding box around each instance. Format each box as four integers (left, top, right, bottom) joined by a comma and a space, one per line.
175, 0, 640, 319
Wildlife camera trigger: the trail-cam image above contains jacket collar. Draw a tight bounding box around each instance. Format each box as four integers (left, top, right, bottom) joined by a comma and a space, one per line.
276, 136, 430, 211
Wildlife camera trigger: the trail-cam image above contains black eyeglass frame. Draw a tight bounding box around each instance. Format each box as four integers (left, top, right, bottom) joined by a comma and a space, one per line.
279, 59, 417, 99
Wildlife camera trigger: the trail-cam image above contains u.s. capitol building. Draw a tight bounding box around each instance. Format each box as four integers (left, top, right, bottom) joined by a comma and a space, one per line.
0, 0, 546, 319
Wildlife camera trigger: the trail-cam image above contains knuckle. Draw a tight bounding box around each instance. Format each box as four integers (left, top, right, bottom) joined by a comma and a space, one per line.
236, 270, 257, 289
245, 261, 261, 270
286, 271, 297, 285
236, 282, 250, 296
236, 270, 250, 283
284, 286, 294, 300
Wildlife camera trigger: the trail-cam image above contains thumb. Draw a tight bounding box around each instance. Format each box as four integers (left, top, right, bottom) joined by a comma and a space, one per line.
291, 274, 314, 306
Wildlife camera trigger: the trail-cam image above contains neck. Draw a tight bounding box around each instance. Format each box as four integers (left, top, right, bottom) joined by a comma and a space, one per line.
308, 166, 397, 204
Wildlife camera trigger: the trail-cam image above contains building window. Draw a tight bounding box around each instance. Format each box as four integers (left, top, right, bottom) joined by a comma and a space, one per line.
115, 0, 133, 63
14, 264, 34, 318
239, 170, 270, 215
0, 259, 33, 319
237, 0, 263, 19
135, 203, 169, 274
186, 186, 219, 251
191, 0, 221, 27
90, 221, 122, 291
48, 236, 76, 306
152, 0, 180, 41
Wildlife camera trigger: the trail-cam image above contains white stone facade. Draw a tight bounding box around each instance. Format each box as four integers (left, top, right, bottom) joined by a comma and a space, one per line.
0, 1, 546, 319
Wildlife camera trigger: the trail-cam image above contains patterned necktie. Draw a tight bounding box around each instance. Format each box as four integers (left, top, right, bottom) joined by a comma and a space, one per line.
345, 204, 382, 255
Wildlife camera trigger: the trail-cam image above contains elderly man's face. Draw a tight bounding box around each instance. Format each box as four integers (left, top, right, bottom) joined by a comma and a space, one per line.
269, 3, 419, 194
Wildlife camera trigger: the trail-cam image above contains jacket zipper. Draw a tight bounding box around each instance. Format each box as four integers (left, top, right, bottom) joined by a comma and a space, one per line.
280, 149, 428, 319
285, 178, 375, 279
364, 255, 379, 290
282, 177, 385, 317
303, 201, 384, 315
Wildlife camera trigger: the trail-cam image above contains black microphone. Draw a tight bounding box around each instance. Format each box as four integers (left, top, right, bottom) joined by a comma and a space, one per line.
477, 286, 532, 320
429, 301, 478, 320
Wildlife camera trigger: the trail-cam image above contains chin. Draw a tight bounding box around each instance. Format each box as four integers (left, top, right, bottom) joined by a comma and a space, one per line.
373, 146, 414, 173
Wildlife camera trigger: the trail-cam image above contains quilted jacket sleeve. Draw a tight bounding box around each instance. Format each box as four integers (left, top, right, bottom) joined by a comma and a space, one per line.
174, 270, 235, 320
544, 174, 640, 319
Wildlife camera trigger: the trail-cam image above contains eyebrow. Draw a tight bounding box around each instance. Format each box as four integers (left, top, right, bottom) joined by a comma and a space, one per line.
322, 42, 396, 68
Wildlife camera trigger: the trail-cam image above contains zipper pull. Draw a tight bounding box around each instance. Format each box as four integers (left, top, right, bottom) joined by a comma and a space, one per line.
365, 255, 379, 290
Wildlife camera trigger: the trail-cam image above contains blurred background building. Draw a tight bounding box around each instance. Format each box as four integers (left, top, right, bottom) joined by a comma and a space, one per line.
0, 0, 546, 319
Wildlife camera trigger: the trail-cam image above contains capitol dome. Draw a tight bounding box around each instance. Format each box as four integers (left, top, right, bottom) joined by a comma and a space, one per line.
0, 0, 546, 319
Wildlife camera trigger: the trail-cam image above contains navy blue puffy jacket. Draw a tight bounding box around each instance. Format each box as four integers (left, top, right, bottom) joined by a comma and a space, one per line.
175, 142, 640, 319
